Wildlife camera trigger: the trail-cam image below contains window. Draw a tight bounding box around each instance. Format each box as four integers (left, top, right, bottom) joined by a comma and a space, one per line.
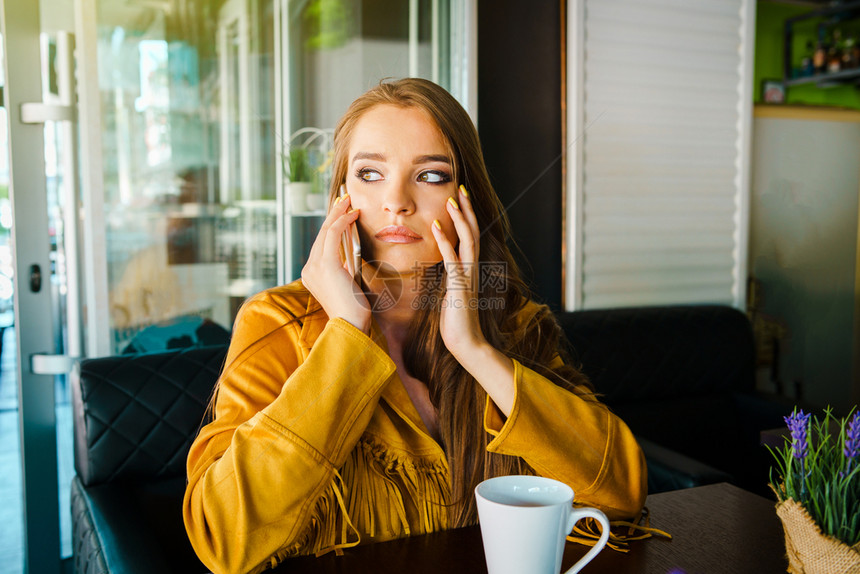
565, 0, 755, 310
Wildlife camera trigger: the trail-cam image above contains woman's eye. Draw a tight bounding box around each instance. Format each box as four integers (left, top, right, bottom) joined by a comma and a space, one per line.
356, 169, 383, 182
418, 170, 451, 184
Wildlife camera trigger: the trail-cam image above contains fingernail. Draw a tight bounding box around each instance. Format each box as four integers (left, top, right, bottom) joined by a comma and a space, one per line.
459, 184, 469, 199
448, 197, 459, 210
433, 219, 442, 230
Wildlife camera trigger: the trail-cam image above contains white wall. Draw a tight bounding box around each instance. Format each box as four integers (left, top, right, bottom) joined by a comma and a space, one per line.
308, 38, 411, 130
749, 112, 860, 410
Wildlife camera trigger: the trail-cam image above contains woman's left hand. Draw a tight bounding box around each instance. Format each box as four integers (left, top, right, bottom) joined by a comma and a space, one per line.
430, 184, 486, 360
431, 184, 516, 415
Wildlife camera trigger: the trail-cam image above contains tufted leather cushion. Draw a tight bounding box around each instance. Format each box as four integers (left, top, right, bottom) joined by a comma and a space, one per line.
71, 475, 207, 574
556, 305, 756, 404
71, 345, 227, 573
555, 305, 790, 496
72, 345, 227, 486
71, 476, 108, 574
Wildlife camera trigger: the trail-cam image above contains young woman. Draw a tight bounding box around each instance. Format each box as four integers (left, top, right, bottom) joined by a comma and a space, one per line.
183, 78, 646, 574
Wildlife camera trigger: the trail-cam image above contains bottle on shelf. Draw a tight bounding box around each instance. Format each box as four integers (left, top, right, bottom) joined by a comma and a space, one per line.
813, 32, 828, 74
848, 34, 860, 69
842, 36, 856, 69
801, 40, 815, 76
854, 37, 860, 68
827, 29, 843, 73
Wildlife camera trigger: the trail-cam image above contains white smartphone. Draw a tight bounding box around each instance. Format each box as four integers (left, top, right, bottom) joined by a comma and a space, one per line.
338, 184, 362, 285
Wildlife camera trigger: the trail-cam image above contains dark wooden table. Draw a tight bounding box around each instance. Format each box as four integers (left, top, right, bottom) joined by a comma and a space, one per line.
271, 483, 787, 573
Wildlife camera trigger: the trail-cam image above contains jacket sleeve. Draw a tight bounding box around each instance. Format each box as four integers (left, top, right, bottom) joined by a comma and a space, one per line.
183, 296, 396, 574
482, 358, 647, 521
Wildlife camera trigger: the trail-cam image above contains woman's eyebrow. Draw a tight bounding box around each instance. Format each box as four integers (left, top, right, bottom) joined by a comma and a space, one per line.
352, 152, 386, 162
352, 152, 450, 165
413, 154, 450, 165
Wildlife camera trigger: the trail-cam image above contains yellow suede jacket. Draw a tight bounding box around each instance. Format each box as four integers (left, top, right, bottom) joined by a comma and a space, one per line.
183, 281, 647, 574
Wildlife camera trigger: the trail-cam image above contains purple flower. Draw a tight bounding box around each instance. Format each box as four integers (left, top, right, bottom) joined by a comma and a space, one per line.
844, 412, 860, 459
785, 410, 812, 461
844, 412, 860, 473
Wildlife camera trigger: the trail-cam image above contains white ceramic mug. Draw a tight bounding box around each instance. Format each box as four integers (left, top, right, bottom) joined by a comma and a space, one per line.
475, 475, 610, 574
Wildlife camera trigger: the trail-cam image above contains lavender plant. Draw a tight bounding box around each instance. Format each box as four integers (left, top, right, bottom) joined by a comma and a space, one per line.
768, 407, 860, 546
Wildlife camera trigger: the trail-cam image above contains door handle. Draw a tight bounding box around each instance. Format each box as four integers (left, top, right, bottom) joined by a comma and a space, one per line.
30, 353, 78, 375
20, 102, 76, 124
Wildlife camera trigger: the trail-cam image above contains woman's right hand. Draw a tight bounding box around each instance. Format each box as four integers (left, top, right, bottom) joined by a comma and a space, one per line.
301, 194, 372, 334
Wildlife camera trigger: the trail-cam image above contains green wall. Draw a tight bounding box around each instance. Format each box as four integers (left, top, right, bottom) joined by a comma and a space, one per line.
755, 1, 860, 109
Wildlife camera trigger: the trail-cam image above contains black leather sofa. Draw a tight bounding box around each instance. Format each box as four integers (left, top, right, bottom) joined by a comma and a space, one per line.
555, 304, 794, 495
70, 304, 792, 573
71, 345, 226, 574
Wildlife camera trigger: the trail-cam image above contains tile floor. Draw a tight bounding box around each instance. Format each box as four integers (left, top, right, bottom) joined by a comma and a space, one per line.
0, 326, 75, 573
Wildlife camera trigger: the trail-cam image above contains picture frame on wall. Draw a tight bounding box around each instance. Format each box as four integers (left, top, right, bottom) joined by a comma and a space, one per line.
762, 79, 786, 104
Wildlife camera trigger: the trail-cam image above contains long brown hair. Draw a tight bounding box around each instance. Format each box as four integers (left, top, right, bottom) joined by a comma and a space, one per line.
329, 78, 593, 527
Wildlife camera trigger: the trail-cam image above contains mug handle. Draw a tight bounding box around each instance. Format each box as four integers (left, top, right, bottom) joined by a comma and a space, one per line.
562, 507, 610, 574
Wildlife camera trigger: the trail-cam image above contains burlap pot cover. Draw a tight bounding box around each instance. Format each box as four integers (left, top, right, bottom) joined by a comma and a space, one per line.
776, 498, 860, 574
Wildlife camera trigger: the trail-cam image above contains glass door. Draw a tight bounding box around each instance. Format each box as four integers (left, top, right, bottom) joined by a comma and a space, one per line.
80, 0, 473, 355
1, 1, 68, 571
0, 23, 26, 574
78, 0, 254, 356
0, 0, 474, 571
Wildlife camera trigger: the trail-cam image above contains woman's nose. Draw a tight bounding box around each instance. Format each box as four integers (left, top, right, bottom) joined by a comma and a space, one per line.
382, 179, 415, 215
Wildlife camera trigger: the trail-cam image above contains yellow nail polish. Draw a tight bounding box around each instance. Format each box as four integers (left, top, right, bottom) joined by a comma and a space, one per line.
448, 197, 459, 210
433, 219, 442, 230
459, 184, 469, 199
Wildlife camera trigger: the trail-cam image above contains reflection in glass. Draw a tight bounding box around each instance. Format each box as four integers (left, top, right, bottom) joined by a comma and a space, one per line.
94, 0, 461, 354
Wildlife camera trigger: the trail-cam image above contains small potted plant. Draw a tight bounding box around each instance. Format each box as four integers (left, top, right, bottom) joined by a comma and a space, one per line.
285, 127, 332, 214
768, 407, 860, 573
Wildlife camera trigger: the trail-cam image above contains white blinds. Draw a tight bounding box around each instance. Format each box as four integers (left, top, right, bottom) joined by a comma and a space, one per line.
565, 0, 754, 310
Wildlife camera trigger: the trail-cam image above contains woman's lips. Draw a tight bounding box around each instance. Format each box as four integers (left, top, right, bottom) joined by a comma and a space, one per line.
375, 225, 422, 244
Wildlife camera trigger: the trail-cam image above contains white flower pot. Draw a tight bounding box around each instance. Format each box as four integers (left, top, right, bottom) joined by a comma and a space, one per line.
288, 182, 311, 213
306, 193, 326, 212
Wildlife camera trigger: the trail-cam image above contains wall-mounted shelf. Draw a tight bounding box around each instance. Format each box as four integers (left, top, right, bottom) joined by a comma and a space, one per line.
785, 68, 860, 87
784, 0, 860, 87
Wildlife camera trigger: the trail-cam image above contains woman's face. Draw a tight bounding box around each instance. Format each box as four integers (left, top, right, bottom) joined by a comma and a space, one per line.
344, 104, 458, 274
